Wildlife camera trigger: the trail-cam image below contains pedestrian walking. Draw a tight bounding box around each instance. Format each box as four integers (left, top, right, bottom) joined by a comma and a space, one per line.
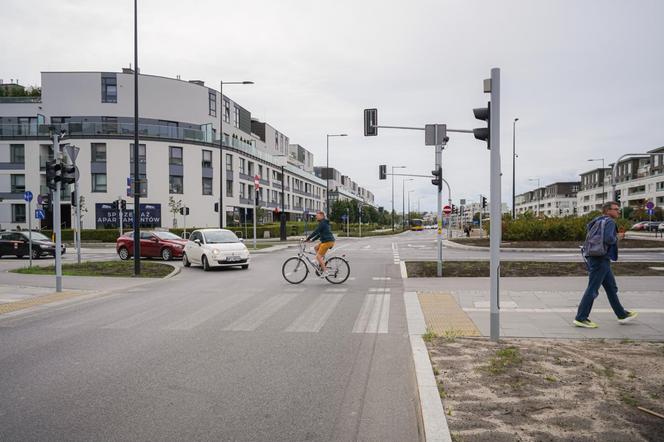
574, 201, 638, 328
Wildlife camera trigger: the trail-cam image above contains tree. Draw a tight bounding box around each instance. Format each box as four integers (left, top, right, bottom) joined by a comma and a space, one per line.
78, 195, 88, 220
168, 196, 183, 228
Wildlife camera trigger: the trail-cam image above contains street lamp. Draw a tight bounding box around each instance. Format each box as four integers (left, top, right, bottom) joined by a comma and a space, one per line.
402, 178, 413, 230
326, 133, 347, 214
391, 165, 406, 231
528, 177, 541, 217
408, 189, 415, 228
219, 80, 254, 228
512, 118, 519, 219
587, 158, 605, 205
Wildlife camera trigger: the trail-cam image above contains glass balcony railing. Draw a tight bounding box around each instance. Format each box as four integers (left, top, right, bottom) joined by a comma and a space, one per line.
0, 122, 211, 143
0, 96, 42, 103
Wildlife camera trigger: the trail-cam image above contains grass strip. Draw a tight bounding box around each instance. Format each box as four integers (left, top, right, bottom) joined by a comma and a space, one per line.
12, 261, 173, 278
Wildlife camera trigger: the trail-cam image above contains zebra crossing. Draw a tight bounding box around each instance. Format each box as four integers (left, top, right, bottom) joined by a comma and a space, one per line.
36, 283, 395, 335
392, 243, 400, 264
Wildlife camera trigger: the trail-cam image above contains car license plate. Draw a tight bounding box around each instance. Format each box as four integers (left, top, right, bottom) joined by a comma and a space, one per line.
226, 256, 240, 262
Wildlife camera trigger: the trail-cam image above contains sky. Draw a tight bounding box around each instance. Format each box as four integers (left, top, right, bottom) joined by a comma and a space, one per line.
2, 0, 663, 212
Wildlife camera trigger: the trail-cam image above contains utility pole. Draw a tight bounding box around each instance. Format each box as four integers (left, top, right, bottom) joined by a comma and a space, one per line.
512, 118, 518, 219
133, 0, 141, 276
52, 132, 63, 292
488, 68, 502, 342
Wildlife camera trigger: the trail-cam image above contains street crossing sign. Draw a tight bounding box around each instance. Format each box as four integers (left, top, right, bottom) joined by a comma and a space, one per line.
35, 209, 46, 220
23, 191, 33, 202
646, 201, 654, 210
254, 175, 260, 189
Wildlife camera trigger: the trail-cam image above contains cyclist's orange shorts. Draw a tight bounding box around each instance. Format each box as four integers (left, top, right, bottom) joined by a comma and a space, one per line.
317, 241, 335, 256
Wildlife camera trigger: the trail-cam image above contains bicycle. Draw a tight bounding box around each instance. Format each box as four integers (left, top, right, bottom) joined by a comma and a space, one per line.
281, 240, 350, 284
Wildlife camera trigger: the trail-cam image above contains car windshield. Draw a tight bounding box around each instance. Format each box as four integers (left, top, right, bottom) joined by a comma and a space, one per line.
154, 231, 181, 240
203, 230, 240, 244
29, 232, 51, 241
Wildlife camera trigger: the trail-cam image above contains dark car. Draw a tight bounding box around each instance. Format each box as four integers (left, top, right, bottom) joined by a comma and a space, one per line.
116, 230, 187, 261
0, 231, 65, 259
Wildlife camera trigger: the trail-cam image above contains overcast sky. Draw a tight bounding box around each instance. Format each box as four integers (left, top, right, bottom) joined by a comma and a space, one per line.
2, 0, 663, 212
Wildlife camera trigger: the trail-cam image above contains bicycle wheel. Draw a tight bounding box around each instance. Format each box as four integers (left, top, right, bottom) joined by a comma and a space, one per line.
325, 257, 350, 284
282, 257, 309, 284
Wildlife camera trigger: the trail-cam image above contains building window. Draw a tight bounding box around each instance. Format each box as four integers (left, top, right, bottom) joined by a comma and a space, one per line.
101, 73, 117, 103
247, 161, 254, 176
234, 106, 240, 128
92, 173, 107, 192
208, 90, 217, 117
129, 144, 146, 163
10, 144, 25, 164
91, 143, 107, 162
239, 158, 246, 174
202, 177, 213, 195
169, 146, 183, 165
225, 153, 232, 170
258, 165, 263, 178
11, 174, 25, 193
223, 99, 230, 123
202, 150, 213, 168
169, 176, 183, 194
226, 180, 233, 197
12, 204, 26, 223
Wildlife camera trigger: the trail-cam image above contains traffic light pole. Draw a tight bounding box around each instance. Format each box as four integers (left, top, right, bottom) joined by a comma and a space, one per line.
435, 141, 446, 277
488, 68, 502, 342
75, 181, 81, 264
52, 133, 63, 292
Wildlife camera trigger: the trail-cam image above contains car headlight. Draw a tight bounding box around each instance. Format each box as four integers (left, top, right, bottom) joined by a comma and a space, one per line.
212, 249, 219, 255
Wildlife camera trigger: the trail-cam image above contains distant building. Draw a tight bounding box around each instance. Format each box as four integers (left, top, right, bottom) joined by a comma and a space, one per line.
515, 182, 580, 217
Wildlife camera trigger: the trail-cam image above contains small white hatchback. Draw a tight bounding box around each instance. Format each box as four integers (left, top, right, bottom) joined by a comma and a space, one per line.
183, 229, 250, 271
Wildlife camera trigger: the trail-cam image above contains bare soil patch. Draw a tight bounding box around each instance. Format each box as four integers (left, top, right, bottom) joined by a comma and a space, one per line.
451, 238, 664, 249
428, 337, 664, 441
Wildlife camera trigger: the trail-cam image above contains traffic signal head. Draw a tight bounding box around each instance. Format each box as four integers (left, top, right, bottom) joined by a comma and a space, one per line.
120, 199, 127, 211
111, 201, 119, 210
472, 102, 491, 149
45, 160, 62, 190
214, 202, 219, 212
379, 164, 387, 180
431, 167, 442, 191
61, 164, 77, 185
364, 108, 378, 136
481, 196, 487, 209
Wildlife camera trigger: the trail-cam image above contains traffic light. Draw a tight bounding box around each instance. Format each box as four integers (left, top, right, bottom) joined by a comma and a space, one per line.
379, 164, 387, 180
111, 200, 119, 210
179, 207, 190, 216
120, 199, 127, 211
452, 204, 457, 214
61, 164, 76, 185
472, 102, 491, 149
214, 202, 219, 212
363, 108, 378, 136
45, 159, 62, 191
431, 167, 442, 191
71, 192, 77, 207
481, 196, 487, 209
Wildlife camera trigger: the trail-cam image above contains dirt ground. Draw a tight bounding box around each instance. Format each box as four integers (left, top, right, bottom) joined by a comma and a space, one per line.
450, 238, 664, 249
427, 337, 664, 442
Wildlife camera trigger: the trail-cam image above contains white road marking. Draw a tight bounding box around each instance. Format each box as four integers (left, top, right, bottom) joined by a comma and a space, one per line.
165, 293, 250, 330
285, 293, 345, 332
474, 301, 518, 309
464, 307, 664, 314
369, 288, 390, 292
372, 277, 391, 280
324, 288, 348, 292
223, 293, 299, 331
400, 261, 408, 279
353, 294, 390, 333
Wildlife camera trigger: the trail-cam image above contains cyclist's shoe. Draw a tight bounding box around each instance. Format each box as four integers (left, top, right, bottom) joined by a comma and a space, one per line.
319, 270, 329, 279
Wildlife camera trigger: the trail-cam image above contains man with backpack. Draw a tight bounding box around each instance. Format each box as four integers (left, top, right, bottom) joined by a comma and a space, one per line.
574, 201, 638, 328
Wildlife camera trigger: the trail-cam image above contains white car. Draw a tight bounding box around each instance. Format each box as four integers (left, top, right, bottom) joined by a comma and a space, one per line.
182, 229, 250, 271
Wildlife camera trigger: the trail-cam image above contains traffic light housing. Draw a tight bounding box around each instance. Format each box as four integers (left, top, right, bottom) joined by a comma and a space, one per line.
111, 200, 119, 210
481, 196, 487, 209
364, 108, 378, 136
431, 167, 442, 191
473, 102, 491, 149
120, 199, 127, 211
71, 192, 77, 207
45, 159, 62, 190
179, 207, 190, 216
379, 164, 387, 180
61, 164, 76, 185
214, 202, 219, 212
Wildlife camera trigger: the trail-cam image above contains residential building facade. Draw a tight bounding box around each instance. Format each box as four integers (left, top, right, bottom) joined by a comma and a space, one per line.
515, 182, 580, 217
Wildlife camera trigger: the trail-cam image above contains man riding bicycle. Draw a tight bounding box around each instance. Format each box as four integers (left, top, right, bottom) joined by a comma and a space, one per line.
305, 210, 335, 278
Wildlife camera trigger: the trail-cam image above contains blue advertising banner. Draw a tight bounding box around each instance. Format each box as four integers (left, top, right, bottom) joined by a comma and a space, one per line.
95, 203, 161, 228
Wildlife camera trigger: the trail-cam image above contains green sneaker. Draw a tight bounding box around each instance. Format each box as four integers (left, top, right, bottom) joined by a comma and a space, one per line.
573, 319, 598, 329
618, 311, 638, 324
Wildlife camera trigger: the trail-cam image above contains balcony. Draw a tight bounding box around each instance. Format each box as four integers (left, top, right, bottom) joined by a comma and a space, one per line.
0, 96, 41, 103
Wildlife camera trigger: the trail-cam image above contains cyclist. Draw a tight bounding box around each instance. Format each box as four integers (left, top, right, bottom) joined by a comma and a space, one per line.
305, 210, 335, 277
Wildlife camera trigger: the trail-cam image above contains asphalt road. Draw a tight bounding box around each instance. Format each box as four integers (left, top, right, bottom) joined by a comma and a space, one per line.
0, 236, 421, 441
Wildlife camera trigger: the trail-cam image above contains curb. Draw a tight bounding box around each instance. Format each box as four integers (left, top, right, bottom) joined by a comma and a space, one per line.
443, 240, 664, 253
403, 291, 452, 442
163, 262, 181, 279
400, 261, 408, 279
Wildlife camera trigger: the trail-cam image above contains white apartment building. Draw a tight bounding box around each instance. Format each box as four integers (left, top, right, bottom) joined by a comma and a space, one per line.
515, 182, 580, 217
577, 167, 610, 215
313, 167, 375, 206
0, 70, 339, 230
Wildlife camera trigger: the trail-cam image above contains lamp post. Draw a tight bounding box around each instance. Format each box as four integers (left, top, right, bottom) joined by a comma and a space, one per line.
402, 178, 413, 230
528, 177, 541, 217
512, 118, 519, 219
391, 165, 406, 231
408, 189, 415, 228
218, 80, 253, 228
587, 158, 605, 205
326, 133, 347, 215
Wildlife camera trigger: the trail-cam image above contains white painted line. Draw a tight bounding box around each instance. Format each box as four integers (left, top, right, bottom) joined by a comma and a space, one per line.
285, 293, 345, 332
474, 300, 517, 309
464, 307, 664, 314
400, 261, 408, 279
352, 294, 375, 333
372, 277, 391, 281
369, 287, 390, 292
403, 291, 452, 442
353, 294, 390, 333
324, 288, 348, 292
165, 293, 250, 330
377, 294, 390, 333
223, 293, 299, 331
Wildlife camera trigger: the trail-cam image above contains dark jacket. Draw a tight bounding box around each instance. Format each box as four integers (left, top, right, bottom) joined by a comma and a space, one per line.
587, 215, 618, 261
307, 219, 335, 243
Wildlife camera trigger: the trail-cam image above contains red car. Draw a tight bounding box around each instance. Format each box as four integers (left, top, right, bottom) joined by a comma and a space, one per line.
116, 230, 187, 261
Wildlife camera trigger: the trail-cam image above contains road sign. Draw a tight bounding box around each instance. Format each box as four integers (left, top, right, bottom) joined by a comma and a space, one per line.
35, 209, 46, 220
646, 201, 654, 210
443, 205, 452, 215
647, 208, 655, 216
65, 144, 80, 163
341, 214, 348, 221
23, 191, 33, 202
37, 194, 44, 205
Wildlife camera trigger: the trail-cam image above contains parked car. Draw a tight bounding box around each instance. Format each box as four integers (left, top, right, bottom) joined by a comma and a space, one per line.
630, 221, 649, 231
183, 228, 250, 271
0, 230, 65, 259
659, 222, 664, 232
116, 230, 187, 261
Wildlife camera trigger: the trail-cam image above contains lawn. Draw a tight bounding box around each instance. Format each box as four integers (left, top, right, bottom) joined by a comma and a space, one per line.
12, 261, 173, 278
450, 238, 664, 249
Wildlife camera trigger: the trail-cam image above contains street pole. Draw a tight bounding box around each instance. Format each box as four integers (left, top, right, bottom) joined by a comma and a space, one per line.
326, 135, 329, 215
219, 81, 224, 228
512, 118, 518, 219
52, 133, 63, 292
435, 140, 444, 277
183, 207, 187, 238
119, 199, 123, 237
479, 195, 483, 239
346, 207, 349, 237
75, 181, 81, 264
253, 192, 257, 249
28, 198, 32, 268
488, 67, 502, 342
358, 204, 362, 238
133, 0, 141, 276
280, 165, 286, 241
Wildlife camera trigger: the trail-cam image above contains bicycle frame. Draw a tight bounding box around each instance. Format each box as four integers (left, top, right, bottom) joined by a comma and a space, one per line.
295, 241, 345, 272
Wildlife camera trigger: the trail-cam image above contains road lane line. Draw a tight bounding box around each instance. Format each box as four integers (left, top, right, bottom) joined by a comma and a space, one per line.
372, 277, 391, 280
377, 294, 390, 333
324, 288, 348, 292
368, 288, 390, 292
353, 294, 390, 333
164, 292, 251, 330
223, 292, 299, 331
352, 294, 376, 333
285, 293, 345, 332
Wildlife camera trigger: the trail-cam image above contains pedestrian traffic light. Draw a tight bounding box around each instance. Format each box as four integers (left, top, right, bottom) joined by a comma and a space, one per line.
364, 108, 378, 136
111, 200, 119, 210
481, 196, 487, 209
431, 167, 442, 191
452, 204, 457, 214
45, 160, 62, 191
379, 164, 387, 180
473, 102, 491, 149
120, 199, 127, 211
214, 202, 219, 212
61, 164, 77, 185
179, 207, 190, 216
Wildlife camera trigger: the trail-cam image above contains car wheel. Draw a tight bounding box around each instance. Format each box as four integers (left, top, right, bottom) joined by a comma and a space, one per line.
202, 255, 210, 271
241, 264, 249, 270
31, 248, 40, 260
161, 248, 172, 261
118, 247, 130, 260
182, 253, 191, 267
